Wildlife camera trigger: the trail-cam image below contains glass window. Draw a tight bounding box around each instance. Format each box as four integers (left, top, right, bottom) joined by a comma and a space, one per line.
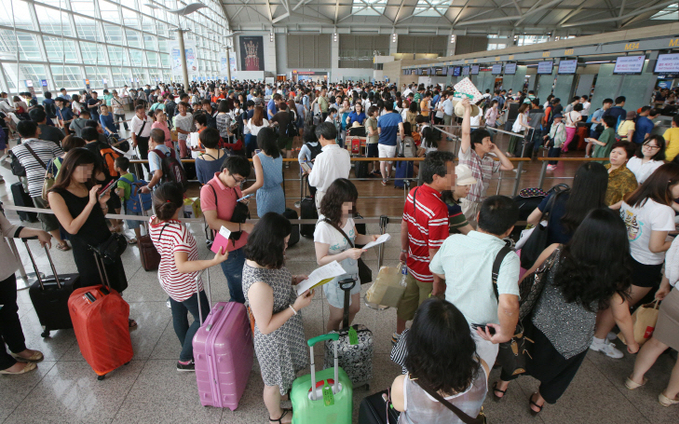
34, 5, 73, 37
80, 41, 108, 65
69, 1, 97, 18
103, 24, 125, 45
126, 29, 142, 48
84, 67, 109, 89
0, 1, 34, 30
75, 17, 102, 42
43, 36, 79, 63
16, 32, 43, 61
99, 0, 121, 22
111, 68, 131, 88
147, 51, 159, 68
121, 7, 140, 29
107, 46, 130, 66
160, 53, 171, 68
51, 65, 84, 89
18, 65, 48, 89
351, 0, 387, 16
129, 49, 145, 67
413, 0, 450, 17
144, 34, 158, 51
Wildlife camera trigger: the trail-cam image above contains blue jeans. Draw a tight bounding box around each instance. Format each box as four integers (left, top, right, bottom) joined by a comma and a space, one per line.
170, 291, 209, 362
220, 247, 246, 304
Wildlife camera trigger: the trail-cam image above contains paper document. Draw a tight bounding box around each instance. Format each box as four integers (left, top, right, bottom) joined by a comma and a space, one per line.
296, 260, 346, 296
210, 226, 232, 254
189, 132, 201, 148
453, 77, 484, 104
360, 233, 391, 250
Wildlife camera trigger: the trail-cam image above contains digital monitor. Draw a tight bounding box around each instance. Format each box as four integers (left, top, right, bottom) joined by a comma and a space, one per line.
558, 59, 578, 74
429, 67, 435, 75
462, 66, 470, 76
471, 64, 480, 75
440, 67, 447, 76
654, 53, 679, 74
453, 67, 462, 77
491, 64, 503, 75
613, 55, 645, 74
537, 61, 554, 75
504, 62, 517, 75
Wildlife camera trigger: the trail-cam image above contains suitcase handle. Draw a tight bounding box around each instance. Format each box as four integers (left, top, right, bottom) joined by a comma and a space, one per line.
308, 333, 340, 401
195, 267, 212, 327
22, 238, 62, 290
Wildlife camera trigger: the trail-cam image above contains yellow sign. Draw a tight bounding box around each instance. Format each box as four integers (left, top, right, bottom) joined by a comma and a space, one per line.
625, 42, 640, 50
564, 49, 574, 55
464, 60, 468, 63
508, 55, 514, 60
670, 38, 679, 47
474, 59, 478, 63
542, 51, 550, 57
495, 56, 500, 61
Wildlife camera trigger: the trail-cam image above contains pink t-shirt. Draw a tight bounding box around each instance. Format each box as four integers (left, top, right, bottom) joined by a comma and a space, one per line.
152, 121, 172, 148
199, 173, 249, 252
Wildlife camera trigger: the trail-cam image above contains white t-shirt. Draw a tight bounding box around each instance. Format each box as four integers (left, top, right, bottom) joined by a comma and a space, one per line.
247, 118, 268, 136
626, 157, 664, 185
620, 199, 676, 265
313, 216, 358, 282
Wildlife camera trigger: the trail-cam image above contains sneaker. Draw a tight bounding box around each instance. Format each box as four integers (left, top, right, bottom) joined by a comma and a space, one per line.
584, 155, 590, 158
590, 339, 624, 359
381, 179, 388, 186
546, 165, 557, 171
166, 299, 171, 309
176, 360, 195, 372
391, 332, 401, 346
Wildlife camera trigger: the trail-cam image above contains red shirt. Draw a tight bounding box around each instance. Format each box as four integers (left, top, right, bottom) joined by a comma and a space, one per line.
199, 173, 249, 252
402, 184, 449, 282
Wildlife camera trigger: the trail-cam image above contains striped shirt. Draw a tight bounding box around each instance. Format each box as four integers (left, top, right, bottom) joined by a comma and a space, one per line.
149, 217, 203, 302
458, 147, 501, 203
403, 184, 449, 283
11, 139, 63, 198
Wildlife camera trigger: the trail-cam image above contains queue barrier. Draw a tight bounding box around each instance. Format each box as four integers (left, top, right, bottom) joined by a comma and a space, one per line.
535, 157, 604, 190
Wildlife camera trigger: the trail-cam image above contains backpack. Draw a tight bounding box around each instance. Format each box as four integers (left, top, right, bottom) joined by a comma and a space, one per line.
100, 145, 121, 177
43, 100, 57, 118
118, 174, 152, 214
285, 111, 298, 138
306, 142, 322, 161
398, 136, 417, 158
152, 148, 189, 192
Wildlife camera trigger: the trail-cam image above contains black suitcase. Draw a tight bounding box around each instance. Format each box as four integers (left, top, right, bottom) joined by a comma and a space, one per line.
358, 390, 400, 424
25, 239, 80, 337
324, 278, 374, 389
282, 207, 300, 247
355, 160, 369, 179
11, 182, 38, 222
300, 197, 317, 238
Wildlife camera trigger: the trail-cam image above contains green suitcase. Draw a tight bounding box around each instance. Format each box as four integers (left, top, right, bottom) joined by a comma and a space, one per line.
291, 333, 353, 424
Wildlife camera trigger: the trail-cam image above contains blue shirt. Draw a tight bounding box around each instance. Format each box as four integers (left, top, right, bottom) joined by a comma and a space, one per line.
267, 99, 277, 119
348, 111, 366, 126
377, 112, 402, 146
99, 113, 117, 135
603, 106, 626, 124
590, 108, 605, 132
633, 116, 654, 144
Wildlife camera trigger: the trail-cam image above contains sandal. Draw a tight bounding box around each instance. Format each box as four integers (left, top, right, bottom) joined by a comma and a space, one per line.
625, 376, 647, 390
128, 319, 138, 329
659, 391, 679, 407
56, 243, 71, 252
529, 393, 544, 416
269, 408, 292, 424
492, 381, 507, 401
128, 237, 138, 245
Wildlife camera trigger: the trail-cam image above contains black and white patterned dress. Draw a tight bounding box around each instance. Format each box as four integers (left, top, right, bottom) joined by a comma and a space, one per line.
242, 263, 308, 395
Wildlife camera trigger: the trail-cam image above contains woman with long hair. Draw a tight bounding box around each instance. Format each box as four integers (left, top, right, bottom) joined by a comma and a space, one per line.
48, 148, 134, 325
508, 103, 530, 156
242, 127, 284, 217
246, 105, 268, 158
314, 178, 378, 331
626, 135, 666, 184
527, 162, 608, 245
493, 209, 636, 414
243, 213, 314, 424
591, 163, 679, 359
390, 298, 488, 423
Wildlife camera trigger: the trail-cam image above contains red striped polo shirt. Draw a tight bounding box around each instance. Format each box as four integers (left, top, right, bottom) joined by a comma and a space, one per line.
403, 184, 449, 283
149, 217, 203, 302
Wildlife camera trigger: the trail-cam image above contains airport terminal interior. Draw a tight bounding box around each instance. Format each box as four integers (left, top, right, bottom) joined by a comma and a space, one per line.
1, 1, 679, 423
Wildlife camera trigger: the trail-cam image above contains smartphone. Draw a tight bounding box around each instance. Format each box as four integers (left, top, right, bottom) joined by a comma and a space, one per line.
98, 179, 117, 200
300, 161, 312, 173
472, 323, 496, 335
236, 193, 253, 202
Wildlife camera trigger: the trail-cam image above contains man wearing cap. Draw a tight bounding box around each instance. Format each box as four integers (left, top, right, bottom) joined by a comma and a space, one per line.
442, 164, 476, 235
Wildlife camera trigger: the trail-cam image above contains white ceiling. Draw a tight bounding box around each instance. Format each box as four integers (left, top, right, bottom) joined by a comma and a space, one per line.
219, 0, 679, 36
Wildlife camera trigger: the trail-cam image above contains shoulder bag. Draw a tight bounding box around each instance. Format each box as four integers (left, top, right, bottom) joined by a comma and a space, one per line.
323, 218, 373, 285
22, 143, 54, 205
414, 378, 486, 424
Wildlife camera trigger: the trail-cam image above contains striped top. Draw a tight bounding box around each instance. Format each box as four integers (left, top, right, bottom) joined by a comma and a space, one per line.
11, 139, 63, 198
402, 185, 449, 283
149, 217, 203, 302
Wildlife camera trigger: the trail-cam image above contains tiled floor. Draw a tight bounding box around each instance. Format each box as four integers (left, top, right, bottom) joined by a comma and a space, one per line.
1, 223, 678, 424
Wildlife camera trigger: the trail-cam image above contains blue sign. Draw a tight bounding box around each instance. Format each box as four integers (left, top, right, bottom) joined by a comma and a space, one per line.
41, 79, 48, 87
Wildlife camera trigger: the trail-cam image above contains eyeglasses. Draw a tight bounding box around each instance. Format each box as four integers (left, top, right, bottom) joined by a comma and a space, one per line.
642, 143, 660, 149
231, 174, 245, 184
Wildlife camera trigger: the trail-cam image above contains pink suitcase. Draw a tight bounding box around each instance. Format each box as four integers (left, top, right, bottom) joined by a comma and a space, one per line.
192, 271, 254, 410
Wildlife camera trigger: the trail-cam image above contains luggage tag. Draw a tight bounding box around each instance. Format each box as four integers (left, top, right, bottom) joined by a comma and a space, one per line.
322, 381, 335, 406
348, 326, 358, 345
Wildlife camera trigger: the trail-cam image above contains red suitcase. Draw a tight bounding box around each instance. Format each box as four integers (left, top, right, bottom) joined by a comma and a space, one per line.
68, 251, 133, 380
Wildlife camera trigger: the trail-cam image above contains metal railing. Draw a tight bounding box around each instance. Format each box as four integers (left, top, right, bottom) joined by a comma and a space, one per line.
536, 157, 603, 189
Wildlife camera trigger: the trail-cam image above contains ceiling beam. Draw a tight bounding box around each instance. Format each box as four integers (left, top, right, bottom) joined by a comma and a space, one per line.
561, 0, 676, 27
452, 0, 474, 26
292, 0, 315, 11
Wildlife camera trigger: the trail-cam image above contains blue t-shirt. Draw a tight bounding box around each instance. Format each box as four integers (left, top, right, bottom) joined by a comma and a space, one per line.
590, 108, 605, 131
267, 99, 277, 119
149, 144, 171, 174
348, 111, 366, 126
58, 107, 74, 122
377, 112, 402, 146
633, 116, 654, 145
603, 106, 626, 124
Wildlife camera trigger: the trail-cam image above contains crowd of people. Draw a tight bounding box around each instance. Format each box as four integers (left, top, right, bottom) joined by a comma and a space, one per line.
1, 79, 679, 424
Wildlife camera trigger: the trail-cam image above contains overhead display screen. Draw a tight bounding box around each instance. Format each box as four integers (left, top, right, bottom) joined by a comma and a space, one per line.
537, 61, 554, 75
614, 55, 646, 74
452, 67, 462, 77
462, 66, 470, 76
504, 62, 517, 75
471, 64, 480, 75
440, 67, 447, 76
558, 59, 578, 74
654, 53, 679, 74
491, 64, 503, 75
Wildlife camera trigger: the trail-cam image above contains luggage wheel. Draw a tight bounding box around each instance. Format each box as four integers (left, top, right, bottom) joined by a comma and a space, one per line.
124, 362, 130, 365
97, 374, 106, 381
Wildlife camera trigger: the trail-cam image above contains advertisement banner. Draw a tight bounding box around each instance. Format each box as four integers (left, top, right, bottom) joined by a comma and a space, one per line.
240, 36, 264, 71
170, 40, 198, 77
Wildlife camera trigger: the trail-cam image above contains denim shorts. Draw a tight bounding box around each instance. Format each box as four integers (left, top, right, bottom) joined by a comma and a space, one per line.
125, 209, 142, 230
324, 274, 361, 309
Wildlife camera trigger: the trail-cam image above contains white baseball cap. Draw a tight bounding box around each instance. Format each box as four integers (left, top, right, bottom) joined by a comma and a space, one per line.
455, 164, 477, 186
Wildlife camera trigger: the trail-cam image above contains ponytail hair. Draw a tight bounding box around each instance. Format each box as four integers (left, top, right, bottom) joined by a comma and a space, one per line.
153, 183, 184, 221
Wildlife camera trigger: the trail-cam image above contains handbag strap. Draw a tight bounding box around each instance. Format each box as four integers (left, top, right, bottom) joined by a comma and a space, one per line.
491, 241, 513, 299
413, 379, 483, 424
324, 218, 354, 248
542, 185, 569, 222
24, 143, 47, 170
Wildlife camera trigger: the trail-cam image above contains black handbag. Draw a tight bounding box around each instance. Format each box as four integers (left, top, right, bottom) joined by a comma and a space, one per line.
324, 218, 373, 285
92, 233, 128, 265
9, 151, 26, 176
519, 184, 569, 269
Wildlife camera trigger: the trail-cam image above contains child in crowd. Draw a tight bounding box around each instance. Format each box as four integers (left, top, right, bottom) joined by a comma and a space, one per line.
545, 113, 566, 170
149, 183, 229, 372
115, 156, 150, 244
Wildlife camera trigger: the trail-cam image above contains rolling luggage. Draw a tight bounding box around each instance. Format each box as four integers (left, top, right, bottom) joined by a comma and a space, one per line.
300, 196, 317, 238
355, 160, 369, 179
393, 160, 414, 189
11, 182, 38, 223
68, 250, 133, 379
25, 239, 79, 337
290, 333, 353, 424
283, 208, 300, 247
358, 390, 400, 424
323, 278, 374, 390
193, 270, 254, 410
